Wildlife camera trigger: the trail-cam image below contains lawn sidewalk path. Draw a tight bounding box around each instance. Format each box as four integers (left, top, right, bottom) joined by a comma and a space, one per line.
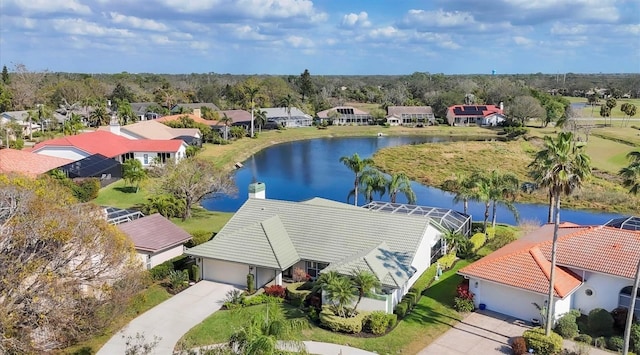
98, 281, 237, 355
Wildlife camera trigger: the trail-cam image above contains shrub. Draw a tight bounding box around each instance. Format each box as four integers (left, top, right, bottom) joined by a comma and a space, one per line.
573, 334, 592, 345
456, 239, 475, 259
438, 252, 457, 269
511, 336, 528, 355
286, 282, 311, 306
365, 311, 395, 335
319, 306, 367, 333
149, 261, 174, 280
264, 285, 286, 298
404, 291, 417, 309
242, 294, 285, 306
555, 312, 579, 339
593, 336, 606, 349
408, 287, 421, 304
190, 264, 200, 282
223, 289, 244, 309
9, 138, 24, 149
394, 302, 408, 318
186, 230, 212, 247
469, 233, 487, 252
292, 267, 310, 282
168, 270, 189, 291
453, 297, 475, 313
631, 323, 640, 354
456, 280, 473, 300
606, 336, 624, 352
246, 273, 255, 293
486, 229, 518, 250
588, 308, 614, 337
523, 328, 563, 355
611, 306, 635, 331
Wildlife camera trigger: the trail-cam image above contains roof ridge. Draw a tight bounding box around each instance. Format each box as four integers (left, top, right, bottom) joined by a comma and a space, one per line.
536, 226, 596, 249
261, 215, 285, 269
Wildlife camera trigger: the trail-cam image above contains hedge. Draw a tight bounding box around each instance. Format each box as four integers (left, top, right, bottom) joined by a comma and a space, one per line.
286, 282, 311, 307
365, 311, 397, 335
412, 250, 457, 291
523, 328, 563, 355
242, 294, 284, 307
394, 301, 408, 318
319, 306, 368, 333
469, 233, 487, 252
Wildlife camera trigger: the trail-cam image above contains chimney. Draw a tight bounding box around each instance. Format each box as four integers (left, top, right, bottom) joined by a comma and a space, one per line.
193, 108, 201, 119
109, 114, 120, 136
248, 182, 266, 199
499, 102, 504, 111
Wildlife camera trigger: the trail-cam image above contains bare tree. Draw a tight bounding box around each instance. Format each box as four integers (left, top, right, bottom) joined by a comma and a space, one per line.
156, 157, 237, 220
0, 175, 144, 353
8, 63, 47, 110
505, 95, 546, 126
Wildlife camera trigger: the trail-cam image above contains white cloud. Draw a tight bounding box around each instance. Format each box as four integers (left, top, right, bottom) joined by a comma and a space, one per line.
368, 26, 401, 39
4, 0, 92, 14
342, 12, 371, 28
230, 24, 268, 40
286, 35, 314, 48
150, 35, 174, 45
405, 9, 475, 28
513, 36, 534, 46
108, 12, 169, 32
158, 0, 327, 22
51, 19, 134, 38
550, 23, 588, 35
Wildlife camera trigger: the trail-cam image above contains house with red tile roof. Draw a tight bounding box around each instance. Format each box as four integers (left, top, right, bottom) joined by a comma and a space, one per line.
31, 130, 187, 166
458, 223, 640, 323
446, 104, 504, 126
117, 213, 193, 270
0, 148, 73, 177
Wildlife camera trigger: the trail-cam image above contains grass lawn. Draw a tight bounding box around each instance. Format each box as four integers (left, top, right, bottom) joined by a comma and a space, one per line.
93, 179, 155, 208
564, 96, 640, 119
170, 207, 233, 235
179, 260, 471, 354
61, 284, 172, 354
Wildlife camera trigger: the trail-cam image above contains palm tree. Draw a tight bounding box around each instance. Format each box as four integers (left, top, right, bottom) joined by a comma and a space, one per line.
217, 113, 233, 141
228, 302, 307, 354
254, 109, 267, 133
528, 131, 591, 336
244, 85, 260, 138
441, 229, 466, 254
386, 172, 416, 204
89, 105, 110, 127
122, 158, 147, 193
280, 93, 297, 127
442, 173, 474, 215
489, 171, 520, 229
325, 276, 356, 318
26, 109, 37, 140
355, 168, 386, 203
352, 270, 380, 311
470, 172, 493, 234
620, 151, 640, 195
339, 153, 374, 206
311, 271, 340, 294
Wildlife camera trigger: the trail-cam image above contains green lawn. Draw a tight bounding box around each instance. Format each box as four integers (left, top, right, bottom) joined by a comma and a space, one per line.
93, 179, 155, 208
62, 284, 172, 354
170, 207, 233, 235
179, 260, 471, 354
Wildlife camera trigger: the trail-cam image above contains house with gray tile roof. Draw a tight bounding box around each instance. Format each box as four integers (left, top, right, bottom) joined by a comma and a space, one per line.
186, 183, 445, 313
261, 107, 313, 127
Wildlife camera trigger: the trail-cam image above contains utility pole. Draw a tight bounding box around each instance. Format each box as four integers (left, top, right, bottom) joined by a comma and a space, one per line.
623, 259, 640, 355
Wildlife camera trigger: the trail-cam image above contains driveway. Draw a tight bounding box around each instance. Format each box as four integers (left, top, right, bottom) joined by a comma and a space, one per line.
418, 310, 530, 354
98, 281, 236, 355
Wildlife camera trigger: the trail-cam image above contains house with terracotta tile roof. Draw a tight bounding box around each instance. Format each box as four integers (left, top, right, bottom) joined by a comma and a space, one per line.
0, 148, 73, 177
458, 223, 640, 323
31, 130, 187, 166
117, 213, 192, 270
446, 104, 504, 126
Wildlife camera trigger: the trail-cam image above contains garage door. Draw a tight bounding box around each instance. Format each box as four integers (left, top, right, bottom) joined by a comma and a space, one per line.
202, 259, 248, 286
478, 281, 543, 322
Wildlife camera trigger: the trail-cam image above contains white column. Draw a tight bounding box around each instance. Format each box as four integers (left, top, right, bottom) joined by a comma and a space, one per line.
275, 271, 283, 286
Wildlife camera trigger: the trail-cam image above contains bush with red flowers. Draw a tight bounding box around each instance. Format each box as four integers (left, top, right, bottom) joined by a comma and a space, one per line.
264, 285, 286, 298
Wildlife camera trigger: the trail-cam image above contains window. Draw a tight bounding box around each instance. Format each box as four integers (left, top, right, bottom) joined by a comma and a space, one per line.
306, 261, 328, 279
585, 289, 593, 296
143, 154, 148, 165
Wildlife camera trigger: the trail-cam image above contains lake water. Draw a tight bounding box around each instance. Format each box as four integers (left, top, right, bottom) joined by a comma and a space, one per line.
202, 136, 623, 226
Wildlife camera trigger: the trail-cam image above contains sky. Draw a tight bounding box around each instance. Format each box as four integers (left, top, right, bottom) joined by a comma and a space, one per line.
1, 0, 639, 75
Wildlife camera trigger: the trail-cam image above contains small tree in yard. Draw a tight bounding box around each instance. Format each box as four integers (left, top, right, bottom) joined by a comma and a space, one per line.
122, 158, 147, 193
156, 157, 237, 220
325, 276, 356, 318
352, 270, 380, 311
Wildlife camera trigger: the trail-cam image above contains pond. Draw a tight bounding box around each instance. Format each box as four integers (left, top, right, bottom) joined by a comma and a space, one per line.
202, 135, 623, 226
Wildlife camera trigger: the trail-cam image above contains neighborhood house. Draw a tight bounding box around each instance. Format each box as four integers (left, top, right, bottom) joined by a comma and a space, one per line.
186, 183, 463, 314
446, 104, 504, 126
458, 223, 640, 323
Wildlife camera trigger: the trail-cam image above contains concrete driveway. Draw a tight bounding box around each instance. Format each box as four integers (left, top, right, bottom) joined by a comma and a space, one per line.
98, 281, 237, 355
418, 310, 530, 354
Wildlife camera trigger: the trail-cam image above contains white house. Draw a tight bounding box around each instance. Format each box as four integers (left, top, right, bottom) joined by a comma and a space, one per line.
481, 113, 507, 127
117, 213, 192, 270
262, 107, 313, 128
186, 183, 451, 313
31, 130, 187, 166
458, 223, 640, 323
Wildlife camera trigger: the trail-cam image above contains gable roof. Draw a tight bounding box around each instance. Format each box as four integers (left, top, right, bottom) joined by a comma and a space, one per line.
0, 148, 73, 177
261, 107, 311, 119
459, 224, 640, 298
186, 198, 434, 283
316, 106, 370, 119
32, 131, 185, 158
217, 110, 252, 123
117, 213, 192, 252
172, 103, 219, 112
130, 102, 157, 115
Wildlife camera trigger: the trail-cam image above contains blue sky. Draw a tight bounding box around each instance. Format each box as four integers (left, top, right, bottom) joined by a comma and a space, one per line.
1, 0, 639, 75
